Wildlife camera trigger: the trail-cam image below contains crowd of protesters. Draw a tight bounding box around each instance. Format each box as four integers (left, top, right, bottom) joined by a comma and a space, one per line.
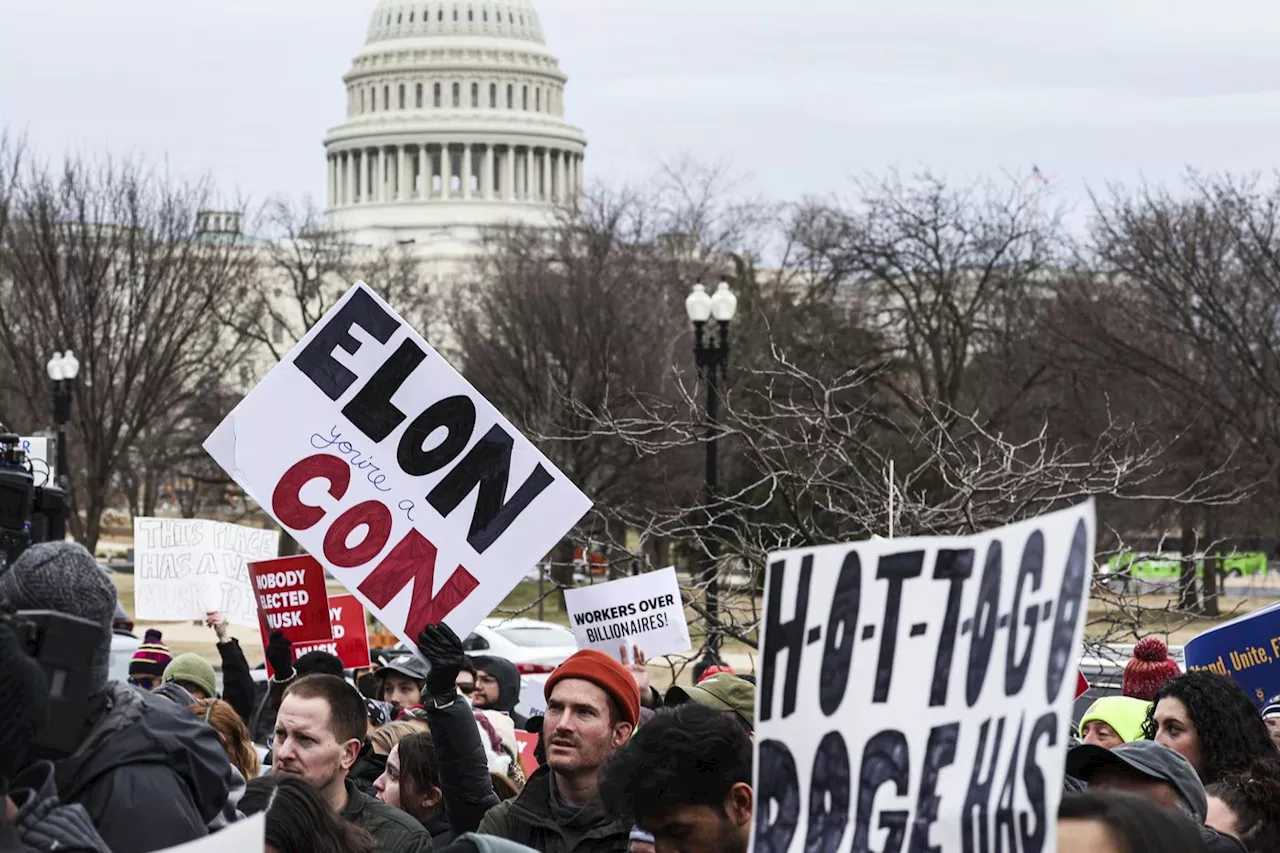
8, 541, 1280, 853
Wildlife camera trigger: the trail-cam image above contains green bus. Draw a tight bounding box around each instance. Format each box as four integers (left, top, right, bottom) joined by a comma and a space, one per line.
1104, 551, 1269, 579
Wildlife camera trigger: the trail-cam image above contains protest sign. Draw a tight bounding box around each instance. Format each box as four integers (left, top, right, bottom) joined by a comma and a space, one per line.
204, 281, 592, 648
563, 567, 690, 659
19, 436, 53, 486
753, 501, 1094, 853
154, 813, 263, 852
514, 730, 540, 777
133, 518, 279, 627
262, 593, 372, 677
1184, 602, 1280, 707
249, 555, 332, 644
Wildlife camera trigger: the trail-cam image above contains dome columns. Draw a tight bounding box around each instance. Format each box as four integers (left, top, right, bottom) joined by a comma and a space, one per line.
326, 141, 582, 209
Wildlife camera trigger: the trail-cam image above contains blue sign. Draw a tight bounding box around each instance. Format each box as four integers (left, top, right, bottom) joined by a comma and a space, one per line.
1184, 603, 1280, 707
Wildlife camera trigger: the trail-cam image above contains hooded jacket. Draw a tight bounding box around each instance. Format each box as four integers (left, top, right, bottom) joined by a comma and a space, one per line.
470, 656, 527, 727
476, 766, 629, 853
53, 682, 234, 853
6, 761, 111, 853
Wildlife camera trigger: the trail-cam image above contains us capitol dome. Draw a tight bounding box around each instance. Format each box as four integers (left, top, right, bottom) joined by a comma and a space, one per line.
323, 0, 587, 251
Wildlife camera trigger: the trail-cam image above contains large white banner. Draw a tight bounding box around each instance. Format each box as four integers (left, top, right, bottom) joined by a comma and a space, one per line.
133, 518, 280, 627
203, 281, 592, 646
564, 567, 690, 659
752, 502, 1093, 853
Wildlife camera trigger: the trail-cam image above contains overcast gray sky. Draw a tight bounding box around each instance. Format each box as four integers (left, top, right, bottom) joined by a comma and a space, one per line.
2, 0, 1277, 215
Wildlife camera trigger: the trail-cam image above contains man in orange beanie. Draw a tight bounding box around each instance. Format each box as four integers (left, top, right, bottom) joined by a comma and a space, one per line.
477, 649, 639, 852
1123, 636, 1182, 701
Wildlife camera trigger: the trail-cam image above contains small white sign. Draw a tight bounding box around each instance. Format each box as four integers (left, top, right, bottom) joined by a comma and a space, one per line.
563, 567, 691, 659
752, 502, 1094, 853
155, 813, 264, 852
203, 281, 592, 646
19, 436, 53, 486
133, 518, 280, 627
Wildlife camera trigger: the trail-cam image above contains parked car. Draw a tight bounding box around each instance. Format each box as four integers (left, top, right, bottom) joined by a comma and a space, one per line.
371, 617, 579, 718
108, 628, 140, 684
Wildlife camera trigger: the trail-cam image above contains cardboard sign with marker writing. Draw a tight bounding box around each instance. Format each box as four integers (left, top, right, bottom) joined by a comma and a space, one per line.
260, 592, 372, 677
752, 501, 1094, 853
133, 517, 279, 627
249, 555, 332, 644
203, 281, 592, 648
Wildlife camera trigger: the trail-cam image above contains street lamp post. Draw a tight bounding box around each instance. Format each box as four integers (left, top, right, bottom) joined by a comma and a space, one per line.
46, 351, 80, 492
685, 281, 737, 656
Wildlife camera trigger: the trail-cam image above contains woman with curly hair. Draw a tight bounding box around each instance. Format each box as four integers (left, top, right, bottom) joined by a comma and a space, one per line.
1142, 672, 1279, 785
1206, 766, 1280, 853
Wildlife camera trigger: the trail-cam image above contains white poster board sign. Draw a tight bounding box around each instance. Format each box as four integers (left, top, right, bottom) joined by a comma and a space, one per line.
752, 501, 1094, 853
156, 813, 263, 852
133, 518, 280, 627
563, 567, 690, 659
19, 436, 53, 486
203, 281, 592, 648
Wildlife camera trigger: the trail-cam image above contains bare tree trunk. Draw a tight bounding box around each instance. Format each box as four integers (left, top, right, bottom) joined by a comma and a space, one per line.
1202, 508, 1220, 617
1178, 505, 1200, 613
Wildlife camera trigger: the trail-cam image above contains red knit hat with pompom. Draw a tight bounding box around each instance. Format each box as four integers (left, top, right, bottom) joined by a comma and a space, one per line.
1123, 636, 1181, 700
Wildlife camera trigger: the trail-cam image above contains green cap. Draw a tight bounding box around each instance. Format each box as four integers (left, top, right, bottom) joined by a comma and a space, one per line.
665, 674, 754, 731
163, 653, 218, 700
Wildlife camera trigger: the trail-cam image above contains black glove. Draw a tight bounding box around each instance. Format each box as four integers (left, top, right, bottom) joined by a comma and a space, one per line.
266, 630, 294, 681
417, 623, 465, 697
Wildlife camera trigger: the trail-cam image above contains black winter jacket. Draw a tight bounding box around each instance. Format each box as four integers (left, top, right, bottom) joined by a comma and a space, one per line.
425, 694, 501, 844
6, 761, 110, 853
54, 682, 234, 853
216, 638, 257, 727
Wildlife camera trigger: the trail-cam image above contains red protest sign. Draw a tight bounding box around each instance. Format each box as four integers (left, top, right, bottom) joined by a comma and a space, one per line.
249, 555, 331, 644
1076, 671, 1090, 699
291, 594, 373, 672
514, 730, 540, 778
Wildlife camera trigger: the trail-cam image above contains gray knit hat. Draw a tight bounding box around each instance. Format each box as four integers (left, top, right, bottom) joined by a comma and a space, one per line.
0, 541, 116, 690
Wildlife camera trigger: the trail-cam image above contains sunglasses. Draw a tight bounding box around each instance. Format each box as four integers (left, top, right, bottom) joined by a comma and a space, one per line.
129, 675, 159, 690
458, 682, 475, 695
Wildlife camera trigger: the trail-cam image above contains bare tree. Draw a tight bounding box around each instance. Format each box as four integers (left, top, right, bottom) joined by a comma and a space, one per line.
226, 197, 434, 362
0, 147, 258, 550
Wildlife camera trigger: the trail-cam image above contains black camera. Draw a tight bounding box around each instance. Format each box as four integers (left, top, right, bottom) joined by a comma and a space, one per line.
0, 428, 66, 569
1, 609, 104, 758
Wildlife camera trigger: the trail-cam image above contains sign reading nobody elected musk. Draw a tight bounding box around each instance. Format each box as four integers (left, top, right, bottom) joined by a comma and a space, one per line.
259, 593, 371, 677
249, 555, 332, 644
753, 501, 1093, 853
204, 281, 592, 647
564, 567, 690, 659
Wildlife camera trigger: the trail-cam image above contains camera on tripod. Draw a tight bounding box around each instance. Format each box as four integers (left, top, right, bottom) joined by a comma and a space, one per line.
0, 427, 67, 569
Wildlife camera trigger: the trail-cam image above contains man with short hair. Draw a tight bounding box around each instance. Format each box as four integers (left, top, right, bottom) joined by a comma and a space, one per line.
601, 703, 752, 853
477, 650, 637, 851
274, 674, 431, 853
1068, 739, 1245, 853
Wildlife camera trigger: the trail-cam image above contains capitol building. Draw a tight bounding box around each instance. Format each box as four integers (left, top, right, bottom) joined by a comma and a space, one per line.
320, 0, 587, 259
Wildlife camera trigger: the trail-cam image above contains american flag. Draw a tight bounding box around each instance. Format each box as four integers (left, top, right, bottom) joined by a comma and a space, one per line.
1031, 165, 1049, 185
